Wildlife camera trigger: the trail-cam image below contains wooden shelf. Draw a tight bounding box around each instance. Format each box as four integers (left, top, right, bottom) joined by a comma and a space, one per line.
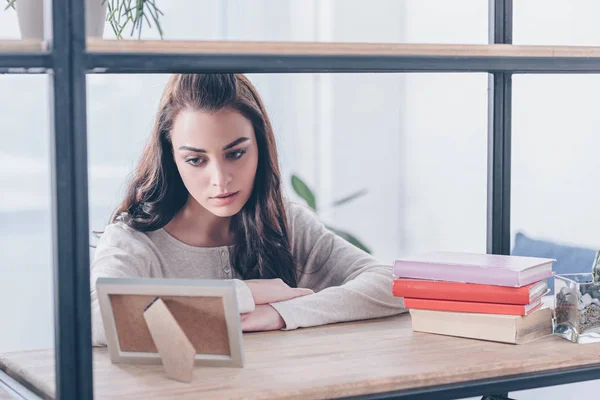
1, 37, 599, 59
0, 40, 46, 53
5, 39, 600, 74
5, 39, 600, 73
3, 314, 600, 399
86, 39, 600, 58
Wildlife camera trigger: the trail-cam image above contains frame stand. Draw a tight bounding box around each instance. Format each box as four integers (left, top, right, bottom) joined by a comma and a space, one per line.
143, 297, 196, 383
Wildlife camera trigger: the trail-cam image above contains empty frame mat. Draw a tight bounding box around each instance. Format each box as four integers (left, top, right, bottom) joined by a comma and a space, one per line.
110, 294, 230, 356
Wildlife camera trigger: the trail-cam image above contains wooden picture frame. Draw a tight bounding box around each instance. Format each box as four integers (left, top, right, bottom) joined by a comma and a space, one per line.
96, 277, 245, 370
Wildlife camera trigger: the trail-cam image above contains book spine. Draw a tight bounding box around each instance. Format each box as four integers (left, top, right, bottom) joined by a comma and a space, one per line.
392, 261, 521, 286
404, 298, 528, 316
410, 309, 518, 344
392, 280, 530, 304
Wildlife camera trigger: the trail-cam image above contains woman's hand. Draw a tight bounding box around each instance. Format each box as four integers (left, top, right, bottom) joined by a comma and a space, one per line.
241, 305, 286, 332
244, 278, 313, 305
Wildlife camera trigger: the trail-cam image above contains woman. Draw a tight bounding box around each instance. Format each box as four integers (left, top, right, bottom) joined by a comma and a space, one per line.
90, 74, 405, 346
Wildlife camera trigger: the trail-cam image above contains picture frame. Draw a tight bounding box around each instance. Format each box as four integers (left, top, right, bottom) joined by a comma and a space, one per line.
96, 277, 245, 368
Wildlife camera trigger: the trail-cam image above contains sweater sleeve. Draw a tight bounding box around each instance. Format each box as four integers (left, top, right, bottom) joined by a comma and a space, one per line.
269, 202, 407, 330
89, 224, 155, 346
90, 223, 255, 346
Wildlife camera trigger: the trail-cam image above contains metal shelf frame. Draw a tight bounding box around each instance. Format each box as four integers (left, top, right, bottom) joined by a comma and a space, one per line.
1, 0, 599, 399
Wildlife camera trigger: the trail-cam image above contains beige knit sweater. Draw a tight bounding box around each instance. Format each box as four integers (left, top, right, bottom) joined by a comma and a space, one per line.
90, 201, 406, 345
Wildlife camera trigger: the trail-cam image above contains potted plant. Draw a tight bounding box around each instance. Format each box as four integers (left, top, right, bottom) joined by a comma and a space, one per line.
291, 174, 371, 254
4, 0, 164, 40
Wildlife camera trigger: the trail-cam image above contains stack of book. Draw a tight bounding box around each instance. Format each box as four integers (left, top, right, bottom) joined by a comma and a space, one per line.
392, 251, 556, 344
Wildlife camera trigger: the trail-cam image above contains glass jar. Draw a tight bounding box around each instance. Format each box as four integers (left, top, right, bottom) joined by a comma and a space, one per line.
554, 273, 600, 344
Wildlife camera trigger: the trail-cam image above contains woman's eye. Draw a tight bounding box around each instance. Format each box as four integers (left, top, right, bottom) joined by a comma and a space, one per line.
185, 157, 204, 166
227, 149, 247, 160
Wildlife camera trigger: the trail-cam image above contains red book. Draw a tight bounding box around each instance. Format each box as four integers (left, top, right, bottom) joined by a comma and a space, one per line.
403, 296, 544, 316
392, 278, 548, 305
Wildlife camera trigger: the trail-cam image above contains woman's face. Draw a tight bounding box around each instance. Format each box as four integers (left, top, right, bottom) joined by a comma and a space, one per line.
170, 108, 259, 218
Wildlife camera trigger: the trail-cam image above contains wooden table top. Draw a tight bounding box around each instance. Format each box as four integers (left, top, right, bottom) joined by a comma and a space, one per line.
2, 312, 600, 400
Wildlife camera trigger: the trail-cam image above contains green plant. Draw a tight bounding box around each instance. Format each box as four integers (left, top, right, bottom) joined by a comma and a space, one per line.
103, 0, 164, 39
592, 250, 600, 284
4, 0, 165, 39
291, 174, 371, 254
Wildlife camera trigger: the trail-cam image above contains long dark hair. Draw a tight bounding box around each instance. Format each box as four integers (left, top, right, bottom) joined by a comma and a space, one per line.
110, 74, 297, 287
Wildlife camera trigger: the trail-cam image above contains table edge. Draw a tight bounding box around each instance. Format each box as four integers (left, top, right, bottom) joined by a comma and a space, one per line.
0, 356, 51, 400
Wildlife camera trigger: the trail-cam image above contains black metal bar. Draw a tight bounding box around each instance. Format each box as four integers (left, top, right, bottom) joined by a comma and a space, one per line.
344, 363, 600, 400
0, 54, 52, 73
485, 0, 512, 395
48, 0, 93, 399
487, 72, 512, 255
84, 53, 600, 74
487, 0, 512, 256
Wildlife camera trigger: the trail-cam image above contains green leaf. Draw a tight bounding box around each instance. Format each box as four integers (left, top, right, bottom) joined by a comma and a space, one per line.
331, 188, 368, 208
326, 225, 371, 254
102, 0, 165, 40
4, 0, 16, 10
291, 174, 317, 211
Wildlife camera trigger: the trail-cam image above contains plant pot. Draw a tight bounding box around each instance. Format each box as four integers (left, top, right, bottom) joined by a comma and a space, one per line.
553, 273, 600, 344
16, 0, 107, 40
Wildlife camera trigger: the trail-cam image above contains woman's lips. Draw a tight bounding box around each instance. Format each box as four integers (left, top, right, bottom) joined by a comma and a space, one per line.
211, 191, 239, 206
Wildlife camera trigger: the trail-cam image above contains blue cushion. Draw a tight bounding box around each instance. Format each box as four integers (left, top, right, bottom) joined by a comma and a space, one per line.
511, 232, 597, 294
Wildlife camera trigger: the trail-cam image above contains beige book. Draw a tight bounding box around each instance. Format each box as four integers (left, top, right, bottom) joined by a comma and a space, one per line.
409, 306, 553, 344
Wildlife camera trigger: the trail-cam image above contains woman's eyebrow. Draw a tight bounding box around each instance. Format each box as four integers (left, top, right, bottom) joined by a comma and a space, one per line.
178, 137, 250, 153
222, 137, 250, 150
178, 145, 205, 153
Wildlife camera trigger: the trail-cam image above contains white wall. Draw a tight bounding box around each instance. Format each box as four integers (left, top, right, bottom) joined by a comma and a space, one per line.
398, 0, 600, 253
400, 1, 489, 257
511, 0, 600, 250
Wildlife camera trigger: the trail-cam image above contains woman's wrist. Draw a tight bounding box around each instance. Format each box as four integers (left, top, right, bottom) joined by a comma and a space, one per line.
243, 278, 313, 305
240, 304, 286, 331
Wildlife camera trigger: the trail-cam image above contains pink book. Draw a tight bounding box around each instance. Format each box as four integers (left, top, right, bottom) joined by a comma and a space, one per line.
392, 252, 555, 287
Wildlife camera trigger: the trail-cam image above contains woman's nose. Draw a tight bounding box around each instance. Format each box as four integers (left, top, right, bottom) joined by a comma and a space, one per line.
210, 163, 232, 188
